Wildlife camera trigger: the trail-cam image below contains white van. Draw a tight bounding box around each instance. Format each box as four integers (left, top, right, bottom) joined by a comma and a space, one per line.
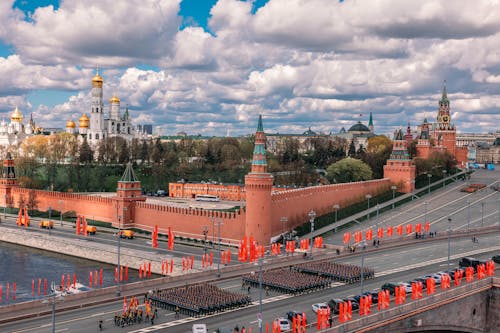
192, 324, 207, 333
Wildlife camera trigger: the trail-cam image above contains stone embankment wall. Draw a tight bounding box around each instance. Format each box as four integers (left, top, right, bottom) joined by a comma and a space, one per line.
0, 226, 185, 275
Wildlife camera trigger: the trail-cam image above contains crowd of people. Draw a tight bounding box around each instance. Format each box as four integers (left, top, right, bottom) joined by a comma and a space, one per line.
295, 261, 375, 283
149, 283, 251, 316
242, 268, 332, 294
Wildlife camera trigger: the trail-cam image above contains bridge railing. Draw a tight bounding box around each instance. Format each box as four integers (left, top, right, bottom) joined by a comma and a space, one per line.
327, 276, 494, 333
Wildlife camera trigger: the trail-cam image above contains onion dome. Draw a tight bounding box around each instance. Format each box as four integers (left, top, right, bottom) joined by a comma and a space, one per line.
66, 119, 76, 128
11, 106, 23, 123
109, 95, 120, 104
78, 113, 89, 128
92, 66, 104, 88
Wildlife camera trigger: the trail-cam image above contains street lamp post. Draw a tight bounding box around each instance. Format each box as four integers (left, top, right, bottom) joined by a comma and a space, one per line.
3, 194, 6, 219
424, 201, 428, 226
308, 210, 316, 259
280, 216, 288, 239
116, 206, 126, 297
391, 186, 397, 209
257, 256, 265, 333
366, 194, 372, 220
376, 204, 380, 225
442, 170, 447, 188
467, 200, 471, 232
447, 217, 451, 271
58, 200, 63, 226
214, 218, 224, 277
43, 281, 61, 333
202, 226, 208, 256
360, 240, 366, 295
51, 282, 56, 333
481, 202, 484, 227
427, 173, 432, 195
333, 204, 340, 232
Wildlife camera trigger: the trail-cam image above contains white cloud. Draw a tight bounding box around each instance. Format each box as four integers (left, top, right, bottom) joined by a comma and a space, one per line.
0, 0, 498, 136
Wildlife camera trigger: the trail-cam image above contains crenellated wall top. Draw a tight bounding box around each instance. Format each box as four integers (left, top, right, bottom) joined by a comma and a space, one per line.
271, 178, 391, 202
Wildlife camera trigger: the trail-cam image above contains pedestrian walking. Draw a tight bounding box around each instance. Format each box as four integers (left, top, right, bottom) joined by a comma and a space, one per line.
247, 286, 251, 294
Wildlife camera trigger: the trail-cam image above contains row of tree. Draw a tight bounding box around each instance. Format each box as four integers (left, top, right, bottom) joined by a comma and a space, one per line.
1, 132, 456, 193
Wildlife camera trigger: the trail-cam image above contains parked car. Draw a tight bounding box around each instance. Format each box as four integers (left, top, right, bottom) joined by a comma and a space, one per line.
286, 311, 306, 323
275, 318, 290, 331
343, 297, 359, 310
192, 324, 207, 333
118, 230, 134, 239
444, 268, 464, 280
408, 278, 427, 290
492, 255, 500, 264
213, 328, 232, 333
39, 220, 54, 229
328, 299, 344, 314
363, 291, 379, 304
312, 303, 329, 313
399, 282, 413, 294
459, 257, 487, 272
380, 282, 400, 295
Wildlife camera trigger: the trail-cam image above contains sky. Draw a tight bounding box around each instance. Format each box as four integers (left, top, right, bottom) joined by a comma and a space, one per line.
0, 0, 499, 137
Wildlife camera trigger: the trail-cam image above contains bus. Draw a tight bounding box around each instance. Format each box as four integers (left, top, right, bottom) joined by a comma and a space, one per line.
195, 194, 220, 202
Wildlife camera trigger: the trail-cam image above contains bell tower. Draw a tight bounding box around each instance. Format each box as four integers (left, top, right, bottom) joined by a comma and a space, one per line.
244, 115, 274, 245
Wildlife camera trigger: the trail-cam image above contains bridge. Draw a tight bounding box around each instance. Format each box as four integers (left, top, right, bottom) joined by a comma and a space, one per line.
326, 277, 499, 333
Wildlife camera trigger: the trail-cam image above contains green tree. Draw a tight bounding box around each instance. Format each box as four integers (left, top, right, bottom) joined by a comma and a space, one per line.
361, 135, 393, 179
326, 157, 373, 183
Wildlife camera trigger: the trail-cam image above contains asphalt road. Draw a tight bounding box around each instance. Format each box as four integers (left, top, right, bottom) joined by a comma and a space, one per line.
2, 232, 498, 333
325, 167, 500, 245
0, 169, 498, 333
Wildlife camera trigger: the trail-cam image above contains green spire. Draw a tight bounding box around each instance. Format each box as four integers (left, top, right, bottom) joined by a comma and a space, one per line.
440, 80, 449, 105
124, 105, 129, 120
120, 162, 138, 182
257, 114, 263, 132
368, 112, 373, 126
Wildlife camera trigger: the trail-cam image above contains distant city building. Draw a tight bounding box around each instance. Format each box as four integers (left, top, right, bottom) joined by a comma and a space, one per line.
266, 112, 375, 155
65, 68, 148, 145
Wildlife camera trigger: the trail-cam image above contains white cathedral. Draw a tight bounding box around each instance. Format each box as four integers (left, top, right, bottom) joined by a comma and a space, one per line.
65, 68, 147, 145
0, 106, 37, 146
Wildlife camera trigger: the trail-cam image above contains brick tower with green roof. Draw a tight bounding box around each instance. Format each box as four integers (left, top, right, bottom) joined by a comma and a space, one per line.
115, 162, 146, 228
244, 115, 274, 245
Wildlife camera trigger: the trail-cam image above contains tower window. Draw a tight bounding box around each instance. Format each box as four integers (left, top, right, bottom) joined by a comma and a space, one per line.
96, 134, 99, 140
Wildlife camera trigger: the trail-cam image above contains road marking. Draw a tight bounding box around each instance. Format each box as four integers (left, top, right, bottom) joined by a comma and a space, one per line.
55, 329, 68, 333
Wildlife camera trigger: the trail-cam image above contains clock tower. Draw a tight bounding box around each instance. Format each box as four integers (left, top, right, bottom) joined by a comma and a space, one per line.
433, 81, 456, 155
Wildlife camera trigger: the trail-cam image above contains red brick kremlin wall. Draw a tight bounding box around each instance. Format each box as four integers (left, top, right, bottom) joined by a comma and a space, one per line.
269, 179, 392, 237
133, 202, 246, 244
8, 187, 115, 223
0, 177, 391, 245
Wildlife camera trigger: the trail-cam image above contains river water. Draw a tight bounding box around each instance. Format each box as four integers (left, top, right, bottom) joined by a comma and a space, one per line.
0, 241, 141, 304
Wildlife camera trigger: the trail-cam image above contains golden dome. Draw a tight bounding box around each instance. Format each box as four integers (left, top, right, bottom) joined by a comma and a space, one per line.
11, 106, 23, 122
78, 114, 89, 128
66, 119, 76, 128
92, 66, 103, 87
109, 95, 120, 104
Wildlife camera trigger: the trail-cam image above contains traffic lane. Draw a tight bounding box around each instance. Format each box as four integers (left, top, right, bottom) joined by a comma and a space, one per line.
326, 182, 498, 246
170, 256, 498, 333
0, 215, 226, 264
4, 246, 497, 333
318, 232, 500, 275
